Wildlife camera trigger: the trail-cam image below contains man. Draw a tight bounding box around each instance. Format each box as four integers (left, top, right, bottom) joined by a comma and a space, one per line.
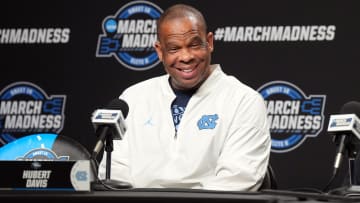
98, 4, 271, 191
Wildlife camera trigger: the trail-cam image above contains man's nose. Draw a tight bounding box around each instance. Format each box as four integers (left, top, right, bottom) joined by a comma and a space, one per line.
178, 48, 194, 62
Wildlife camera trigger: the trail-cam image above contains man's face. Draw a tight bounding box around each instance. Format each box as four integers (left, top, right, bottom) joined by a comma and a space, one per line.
155, 16, 214, 90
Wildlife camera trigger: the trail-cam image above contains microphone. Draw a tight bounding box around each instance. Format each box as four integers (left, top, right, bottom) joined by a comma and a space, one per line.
91, 98, 129, 159
90, 98, 132, 190
327, 101, 360, 173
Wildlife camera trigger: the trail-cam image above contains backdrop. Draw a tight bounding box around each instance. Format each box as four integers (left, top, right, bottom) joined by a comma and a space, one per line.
1, 0, 359, 191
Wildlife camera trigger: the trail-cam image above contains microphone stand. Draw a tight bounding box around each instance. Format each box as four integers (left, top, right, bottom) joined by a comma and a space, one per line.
323, 134, 348, 193
91, 131, 132, 190
325, 135, 360, 194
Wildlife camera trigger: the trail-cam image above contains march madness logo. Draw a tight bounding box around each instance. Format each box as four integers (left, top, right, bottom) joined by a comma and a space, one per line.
96, 1, 163, 71
0, 82, 66, 146
257, 81, 326, 153
16, 148, 69, 161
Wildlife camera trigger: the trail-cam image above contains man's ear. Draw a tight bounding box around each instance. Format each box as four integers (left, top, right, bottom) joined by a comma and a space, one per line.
154, 41, 163, 61
207, 32, 214, 52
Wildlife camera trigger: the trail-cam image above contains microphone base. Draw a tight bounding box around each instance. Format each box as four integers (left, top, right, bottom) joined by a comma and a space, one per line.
91, 179, 133, 191
328, 186, 360, 197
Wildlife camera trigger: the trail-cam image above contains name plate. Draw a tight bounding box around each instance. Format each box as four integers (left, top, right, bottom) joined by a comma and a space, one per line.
0, 160, 91, 191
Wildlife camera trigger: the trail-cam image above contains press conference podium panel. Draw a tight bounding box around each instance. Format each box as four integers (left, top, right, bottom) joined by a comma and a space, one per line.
0, 188, 359, 203
0, 134, 359, 202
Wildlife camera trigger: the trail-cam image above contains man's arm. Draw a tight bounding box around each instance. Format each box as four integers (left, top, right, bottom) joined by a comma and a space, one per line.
201, 94, 271, 191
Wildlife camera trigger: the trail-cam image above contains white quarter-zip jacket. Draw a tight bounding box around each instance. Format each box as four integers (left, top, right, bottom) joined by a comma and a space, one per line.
98, 64, 271, 191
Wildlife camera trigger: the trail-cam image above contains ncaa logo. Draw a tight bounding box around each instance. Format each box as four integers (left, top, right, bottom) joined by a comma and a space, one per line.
96, 1, 163, 71
257, 81, 326, 153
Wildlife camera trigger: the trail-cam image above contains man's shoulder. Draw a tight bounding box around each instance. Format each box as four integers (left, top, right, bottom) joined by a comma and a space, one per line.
213, 65, 257, 94
222, 75, 260, 98
123, 74, 167, 95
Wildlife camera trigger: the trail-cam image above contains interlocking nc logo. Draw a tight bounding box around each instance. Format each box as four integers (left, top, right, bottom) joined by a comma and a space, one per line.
197, 114, 219, 130
76, 171, 88, 181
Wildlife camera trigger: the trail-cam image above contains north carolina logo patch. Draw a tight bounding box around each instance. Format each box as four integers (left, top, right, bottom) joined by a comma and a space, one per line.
197, 114, 219, 130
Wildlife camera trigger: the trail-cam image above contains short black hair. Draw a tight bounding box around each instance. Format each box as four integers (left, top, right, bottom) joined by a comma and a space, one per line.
156, 4, 207, 39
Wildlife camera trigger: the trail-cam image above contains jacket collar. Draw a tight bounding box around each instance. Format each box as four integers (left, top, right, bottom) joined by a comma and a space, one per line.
160, 64, 224, 98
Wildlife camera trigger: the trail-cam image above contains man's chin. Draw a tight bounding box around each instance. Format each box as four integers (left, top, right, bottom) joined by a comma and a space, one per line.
172, 80, 199, 90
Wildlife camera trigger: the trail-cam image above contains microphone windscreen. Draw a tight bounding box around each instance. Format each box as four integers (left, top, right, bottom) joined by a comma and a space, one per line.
340, 101, 360, 117
106, 98, 129, 118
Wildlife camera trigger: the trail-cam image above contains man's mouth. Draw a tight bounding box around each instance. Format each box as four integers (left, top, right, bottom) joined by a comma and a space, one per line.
180, 68, 194, 73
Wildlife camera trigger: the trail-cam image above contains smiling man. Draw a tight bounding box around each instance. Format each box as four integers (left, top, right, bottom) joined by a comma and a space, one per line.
154, 5, 213, 91
98, 4, 271, 191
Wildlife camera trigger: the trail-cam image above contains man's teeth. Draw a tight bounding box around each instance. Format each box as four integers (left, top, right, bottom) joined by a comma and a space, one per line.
182, 69, 193, 72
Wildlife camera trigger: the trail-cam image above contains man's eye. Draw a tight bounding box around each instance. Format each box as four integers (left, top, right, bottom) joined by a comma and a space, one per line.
190, 44, 200, 48
190, 42, 205, 49
167, 47, 179, 53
